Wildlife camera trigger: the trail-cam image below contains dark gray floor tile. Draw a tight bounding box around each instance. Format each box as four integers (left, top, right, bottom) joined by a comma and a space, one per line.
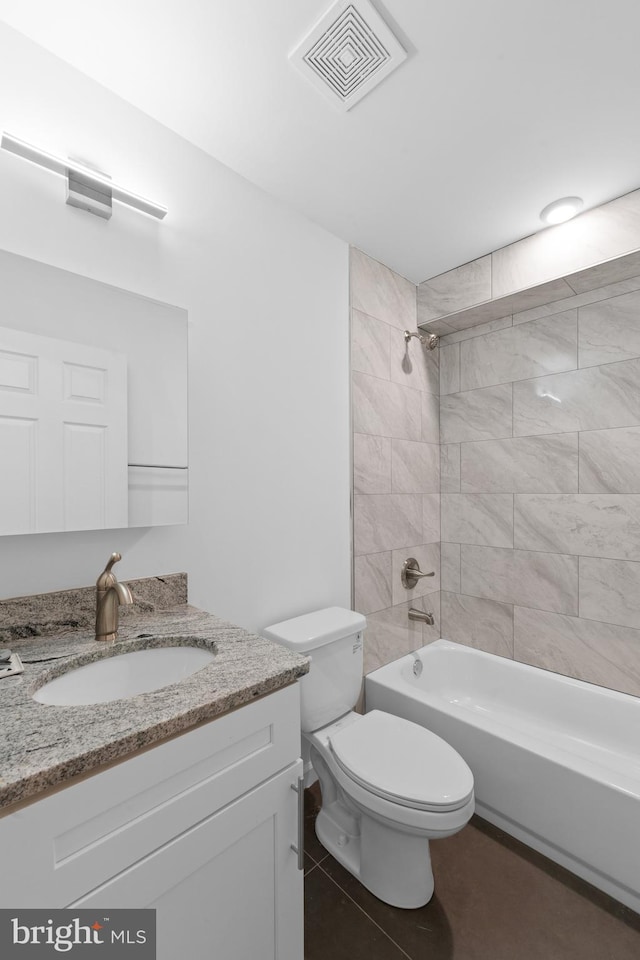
304, 865, 409, 960
305, 804, 640, 960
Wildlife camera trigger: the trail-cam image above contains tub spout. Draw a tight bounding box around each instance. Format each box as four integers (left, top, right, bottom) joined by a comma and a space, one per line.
408, 607, 435, 625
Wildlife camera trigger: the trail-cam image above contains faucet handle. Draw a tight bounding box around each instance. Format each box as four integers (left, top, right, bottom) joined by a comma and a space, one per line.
401, 558, 435, 590
97, 552, 123, 591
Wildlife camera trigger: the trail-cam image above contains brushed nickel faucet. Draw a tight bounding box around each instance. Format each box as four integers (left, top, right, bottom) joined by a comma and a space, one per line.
401, 558, 435, 590
95, 552, 134, 641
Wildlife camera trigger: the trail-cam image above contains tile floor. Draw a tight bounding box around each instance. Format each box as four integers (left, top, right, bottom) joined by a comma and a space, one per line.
303, 786, 640, 960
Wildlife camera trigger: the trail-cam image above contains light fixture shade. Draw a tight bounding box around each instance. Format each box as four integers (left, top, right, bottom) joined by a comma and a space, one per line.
540, 196, 583, 225
1, 132, 167, 220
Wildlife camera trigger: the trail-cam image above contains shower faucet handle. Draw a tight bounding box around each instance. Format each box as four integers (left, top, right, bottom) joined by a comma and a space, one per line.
401, 558, 435, 590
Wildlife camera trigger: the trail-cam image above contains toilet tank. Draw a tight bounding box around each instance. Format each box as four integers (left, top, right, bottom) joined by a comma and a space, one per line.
263, 607, 366, 733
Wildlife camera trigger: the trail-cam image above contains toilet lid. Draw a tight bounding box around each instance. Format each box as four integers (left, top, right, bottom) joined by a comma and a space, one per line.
329, 711, 474, 812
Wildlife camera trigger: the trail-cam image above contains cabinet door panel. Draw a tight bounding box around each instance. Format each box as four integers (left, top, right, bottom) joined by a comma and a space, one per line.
0, 684, 300, 907
71, 761, 304, 960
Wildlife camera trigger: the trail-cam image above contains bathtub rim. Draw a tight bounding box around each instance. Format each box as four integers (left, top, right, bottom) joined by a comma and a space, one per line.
366, 640, 640, 804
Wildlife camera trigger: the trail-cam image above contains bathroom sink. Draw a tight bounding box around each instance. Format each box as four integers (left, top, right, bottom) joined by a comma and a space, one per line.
33, 645, 215, 706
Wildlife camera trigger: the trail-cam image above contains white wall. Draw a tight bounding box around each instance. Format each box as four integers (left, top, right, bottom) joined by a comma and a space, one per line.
0, 24, 351, 631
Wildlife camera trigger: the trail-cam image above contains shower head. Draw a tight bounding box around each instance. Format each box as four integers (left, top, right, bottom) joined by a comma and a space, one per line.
404, 329, 439, 350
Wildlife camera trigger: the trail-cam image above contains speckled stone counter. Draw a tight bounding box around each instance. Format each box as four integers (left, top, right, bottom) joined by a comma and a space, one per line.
0, 602, 308, 811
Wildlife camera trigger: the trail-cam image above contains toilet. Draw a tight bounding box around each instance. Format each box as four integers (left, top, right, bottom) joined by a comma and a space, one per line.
263, 606, 474, 909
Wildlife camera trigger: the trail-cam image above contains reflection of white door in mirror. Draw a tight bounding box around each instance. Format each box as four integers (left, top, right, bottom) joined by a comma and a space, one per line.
0, 248, 188, 536
0, 326, 128, 534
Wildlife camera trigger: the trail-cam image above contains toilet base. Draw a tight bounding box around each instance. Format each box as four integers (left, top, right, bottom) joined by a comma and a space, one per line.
311, 750, 435, 909
315, 804, 435, 909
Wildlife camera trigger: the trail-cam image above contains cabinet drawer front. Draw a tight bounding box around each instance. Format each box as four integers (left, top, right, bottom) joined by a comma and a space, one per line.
0, 684, 300, 907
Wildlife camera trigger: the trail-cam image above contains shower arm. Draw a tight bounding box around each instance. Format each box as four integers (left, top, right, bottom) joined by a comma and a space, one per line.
404, 329, 439, 350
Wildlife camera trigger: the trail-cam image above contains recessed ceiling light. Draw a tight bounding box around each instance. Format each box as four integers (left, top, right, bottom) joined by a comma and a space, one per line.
539, 196, 583, 225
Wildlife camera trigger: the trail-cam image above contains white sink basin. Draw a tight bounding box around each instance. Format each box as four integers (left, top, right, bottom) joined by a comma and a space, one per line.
33, 645, 215, 706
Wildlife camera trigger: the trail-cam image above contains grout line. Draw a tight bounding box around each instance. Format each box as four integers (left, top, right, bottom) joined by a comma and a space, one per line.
577, 430, 581, 493
578, 554, 581, 618
439, 317, 514, 347
510, 381, 514, 439
448, 585, 640, 632
444, 350, 640, 398
315, 862, 413, 960
445, 539, 640, 565
353, 367, 438, 399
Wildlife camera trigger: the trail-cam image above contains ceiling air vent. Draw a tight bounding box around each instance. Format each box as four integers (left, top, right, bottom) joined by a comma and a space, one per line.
289, 0, 407, 111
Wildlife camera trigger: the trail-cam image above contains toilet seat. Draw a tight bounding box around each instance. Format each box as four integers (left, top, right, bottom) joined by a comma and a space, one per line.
329, 710, 474, 813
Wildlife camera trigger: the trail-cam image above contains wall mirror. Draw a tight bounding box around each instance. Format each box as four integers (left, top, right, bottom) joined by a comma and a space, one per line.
0, 249, 188, 535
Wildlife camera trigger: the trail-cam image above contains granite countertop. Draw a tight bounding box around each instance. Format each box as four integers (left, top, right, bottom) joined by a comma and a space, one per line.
0, 604, 308, 811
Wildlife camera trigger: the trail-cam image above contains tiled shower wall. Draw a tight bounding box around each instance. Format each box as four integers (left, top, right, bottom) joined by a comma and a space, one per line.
439, 274, 640, 698
350, 248, 441, 673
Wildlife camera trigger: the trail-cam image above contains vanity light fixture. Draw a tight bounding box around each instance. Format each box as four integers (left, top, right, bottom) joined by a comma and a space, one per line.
539, 196, 583, 226
0, 132, 167, 221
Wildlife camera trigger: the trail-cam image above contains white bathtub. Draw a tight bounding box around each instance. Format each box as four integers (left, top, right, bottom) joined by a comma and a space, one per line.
365, 639, 640, 914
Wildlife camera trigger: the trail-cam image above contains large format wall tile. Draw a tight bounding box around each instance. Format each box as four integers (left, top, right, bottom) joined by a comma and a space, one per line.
420, 592, 441, 646
363, 596, 440, 673
351, 247, 416, 330
392, 542, 440, 606
391, 439, 439, 493
461, 544, 578, 615
354, 553, 392, 615
440, 316, 512, 346
492, 190, 640, 296
441, 444, 461, 492
441, 494, 513, 547
352, 371, 422, 440
440, 383, 512, 443
441, 542, 461, 593
579, 288, 640, 368
459, 311, 577, 390
512, 274, 640, 326
441, 591, 513, 657
513, 358, 640, 436
439, 343, 460, 395
353, 494, 422, 555
565, 246, 640, 294
351, 309, 391, 379
491, 231, 579, 298
422, 494, 441, 543
515, 494, 640, 561
580, 557, 640, 629
363, 600, 424, 673
514, 605, 640, 697
579, 426, 640, 493
421, 392, 440, 443
417, 256, 491, 323
460, 434, 578, 494
353, 434, 391, 494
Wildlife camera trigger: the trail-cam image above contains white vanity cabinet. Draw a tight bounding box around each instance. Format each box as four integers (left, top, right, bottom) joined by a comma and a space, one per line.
0, 683, 304, 960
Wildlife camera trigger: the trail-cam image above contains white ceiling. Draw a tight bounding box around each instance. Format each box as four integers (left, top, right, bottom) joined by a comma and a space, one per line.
1, 0, 640, 283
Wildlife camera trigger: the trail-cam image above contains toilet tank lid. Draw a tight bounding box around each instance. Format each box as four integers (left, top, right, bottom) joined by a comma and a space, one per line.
263, 607, 366, 652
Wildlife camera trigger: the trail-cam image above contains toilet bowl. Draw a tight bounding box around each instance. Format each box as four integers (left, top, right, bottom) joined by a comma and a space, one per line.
263, 607, 475, 908
307, 710, 474, 907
